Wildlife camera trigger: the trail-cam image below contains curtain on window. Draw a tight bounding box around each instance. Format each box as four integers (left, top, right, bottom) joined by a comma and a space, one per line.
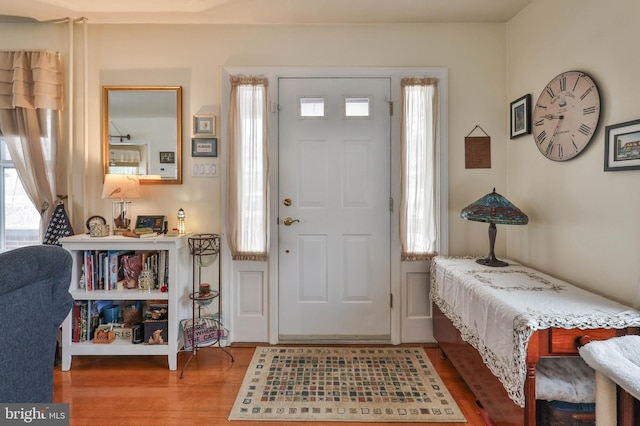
0, 50, 65, 237
400, 77, 438, 261
227, 76, 269, 261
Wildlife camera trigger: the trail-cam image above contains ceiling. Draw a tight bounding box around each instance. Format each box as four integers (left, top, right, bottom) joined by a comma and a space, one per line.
0, 0, 531, 24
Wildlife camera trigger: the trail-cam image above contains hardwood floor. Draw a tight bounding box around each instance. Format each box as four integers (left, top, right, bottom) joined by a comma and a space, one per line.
54, 344, 486, 426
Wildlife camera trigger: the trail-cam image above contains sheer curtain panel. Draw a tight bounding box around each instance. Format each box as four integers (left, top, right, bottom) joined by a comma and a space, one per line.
0, 51, 65, 236
227, 76, 269, 261
400, 77, 438, 261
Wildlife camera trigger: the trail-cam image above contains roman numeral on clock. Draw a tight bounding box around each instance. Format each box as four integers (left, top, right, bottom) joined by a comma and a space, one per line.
545, 141, 555, 156
583, 106, 596, 115
578, 124, 591, 136
536, 130, 547, 144
546, 87, 555, 98
559, 76, 566, 92
580, 87, 593, 100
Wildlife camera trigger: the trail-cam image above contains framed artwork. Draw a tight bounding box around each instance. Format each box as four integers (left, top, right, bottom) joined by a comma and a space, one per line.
191, 137, 218, 157
159, 151, 175, 164
604, 118, 640, 171
193, 114, 215, 137
510, 94, 531, 139
135, 215, 166, 233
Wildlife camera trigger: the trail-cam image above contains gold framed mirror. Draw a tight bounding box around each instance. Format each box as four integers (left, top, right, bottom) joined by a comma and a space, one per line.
102, 86, 182, 184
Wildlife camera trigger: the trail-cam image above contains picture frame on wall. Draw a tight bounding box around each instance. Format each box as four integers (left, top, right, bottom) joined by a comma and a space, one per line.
604, 118, 640, 171
159, 151, 175, 164
510, 94, 531, 139
193, 114, 215, 137
191, 137, 218, 157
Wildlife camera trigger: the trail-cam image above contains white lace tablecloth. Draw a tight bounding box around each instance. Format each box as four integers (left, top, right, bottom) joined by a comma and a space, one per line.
430, 256, 640, 407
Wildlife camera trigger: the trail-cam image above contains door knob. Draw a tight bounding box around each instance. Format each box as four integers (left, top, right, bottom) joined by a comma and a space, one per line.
282, 217, 300, 226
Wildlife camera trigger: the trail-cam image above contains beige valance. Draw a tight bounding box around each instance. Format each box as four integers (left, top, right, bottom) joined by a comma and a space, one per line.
0, 50, 63, 111
230, 76, 268, 87
401, 77, 438, 87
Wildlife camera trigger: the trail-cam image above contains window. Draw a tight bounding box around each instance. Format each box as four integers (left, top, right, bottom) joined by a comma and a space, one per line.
344, 96, 371, 117
299, 97, 325, 117
400, 78, 438, 260
0, 138, 39, 251
227, 76, 269, 261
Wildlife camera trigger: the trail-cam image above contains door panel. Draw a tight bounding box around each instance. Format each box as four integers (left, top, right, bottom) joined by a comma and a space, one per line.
278, 77, 391, 341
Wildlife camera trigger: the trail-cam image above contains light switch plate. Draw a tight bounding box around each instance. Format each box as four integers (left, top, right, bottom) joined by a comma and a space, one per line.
192, 162, 217, 177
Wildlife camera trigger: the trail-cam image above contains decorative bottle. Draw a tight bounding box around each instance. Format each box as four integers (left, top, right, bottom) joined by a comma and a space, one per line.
138, 265, 154, 293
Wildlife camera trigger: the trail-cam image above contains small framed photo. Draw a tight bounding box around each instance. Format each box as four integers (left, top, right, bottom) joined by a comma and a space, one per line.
135, 215, 166, 233
191, 137, 218, 157
510, 94, 531, 139
159, 151, 175, 164
604, 118, 640, 171
193, 114, 215, 137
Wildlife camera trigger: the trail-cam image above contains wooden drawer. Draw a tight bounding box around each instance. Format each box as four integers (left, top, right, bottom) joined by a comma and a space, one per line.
548, 328, 617, 354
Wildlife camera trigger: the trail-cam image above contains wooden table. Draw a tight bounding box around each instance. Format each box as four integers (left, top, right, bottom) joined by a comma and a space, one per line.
430, 256, 640, 426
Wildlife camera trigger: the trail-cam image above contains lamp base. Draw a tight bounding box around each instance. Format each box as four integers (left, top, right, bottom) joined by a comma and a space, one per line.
476, 256, 508, 267
112, 200, 132, 235
476, 222, 509, 267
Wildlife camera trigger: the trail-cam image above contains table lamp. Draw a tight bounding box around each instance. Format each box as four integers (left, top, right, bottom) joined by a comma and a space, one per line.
460, 188, 528, 267
101, 174, 140, 235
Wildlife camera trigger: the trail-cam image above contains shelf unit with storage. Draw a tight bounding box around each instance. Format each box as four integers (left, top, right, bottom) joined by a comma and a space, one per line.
60, 234, 191, 371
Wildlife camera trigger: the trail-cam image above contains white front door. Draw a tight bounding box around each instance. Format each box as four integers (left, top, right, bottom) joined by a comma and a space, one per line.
278, 77, 391, 341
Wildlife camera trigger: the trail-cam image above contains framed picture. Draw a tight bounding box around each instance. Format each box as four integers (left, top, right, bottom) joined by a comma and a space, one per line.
193, 114, 215, 137
192, 137, 218, 157
604, 118, 640, 171
135, 215, 166, 233
159, 151, 175, 164
510, 94, 531, 139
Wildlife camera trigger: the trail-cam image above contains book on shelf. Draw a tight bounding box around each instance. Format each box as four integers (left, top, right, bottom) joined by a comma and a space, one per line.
72, 300, 87, 342
108, 250, 133, 290
158, 251, 167, 290
122, 253, 142, 289
80, 249, 168, 291
97, 251, 107, 290
72, 300, 99, 342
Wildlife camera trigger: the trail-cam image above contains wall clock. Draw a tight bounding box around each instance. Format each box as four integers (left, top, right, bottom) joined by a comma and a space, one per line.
532, 71, 601, 161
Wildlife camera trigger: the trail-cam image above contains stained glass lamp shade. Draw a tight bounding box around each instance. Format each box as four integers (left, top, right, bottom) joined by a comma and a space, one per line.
460, 188, 528, 267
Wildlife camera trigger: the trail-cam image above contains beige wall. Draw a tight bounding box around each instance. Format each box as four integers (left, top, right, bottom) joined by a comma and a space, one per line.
4, 3, 636, 317
506, 0, 640, 305
0, 20, 509, 259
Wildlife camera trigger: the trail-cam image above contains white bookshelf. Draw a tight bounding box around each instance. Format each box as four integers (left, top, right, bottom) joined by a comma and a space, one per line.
60, 234, 191, 370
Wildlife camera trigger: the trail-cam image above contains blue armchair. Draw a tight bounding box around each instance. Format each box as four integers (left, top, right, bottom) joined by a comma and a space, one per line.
0, 245, 73, 403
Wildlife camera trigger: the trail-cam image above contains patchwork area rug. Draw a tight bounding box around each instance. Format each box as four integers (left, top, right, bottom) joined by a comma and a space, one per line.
228, 346, 466, 422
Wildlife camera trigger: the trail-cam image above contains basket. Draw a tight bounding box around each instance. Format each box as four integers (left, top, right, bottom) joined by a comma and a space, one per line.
122, 304, 143, 325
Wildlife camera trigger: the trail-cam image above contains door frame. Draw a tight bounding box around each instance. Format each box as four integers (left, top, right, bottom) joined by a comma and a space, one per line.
221, 66, 449, 345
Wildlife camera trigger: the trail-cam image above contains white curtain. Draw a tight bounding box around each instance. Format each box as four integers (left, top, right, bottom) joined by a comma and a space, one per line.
227, 76, 269, 261
400, 77, 438, 261
0, 50, 65, 236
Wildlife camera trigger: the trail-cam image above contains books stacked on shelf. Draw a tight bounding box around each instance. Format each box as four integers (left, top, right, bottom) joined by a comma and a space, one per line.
81, 249, 168, 291
72, 300, 99, 342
